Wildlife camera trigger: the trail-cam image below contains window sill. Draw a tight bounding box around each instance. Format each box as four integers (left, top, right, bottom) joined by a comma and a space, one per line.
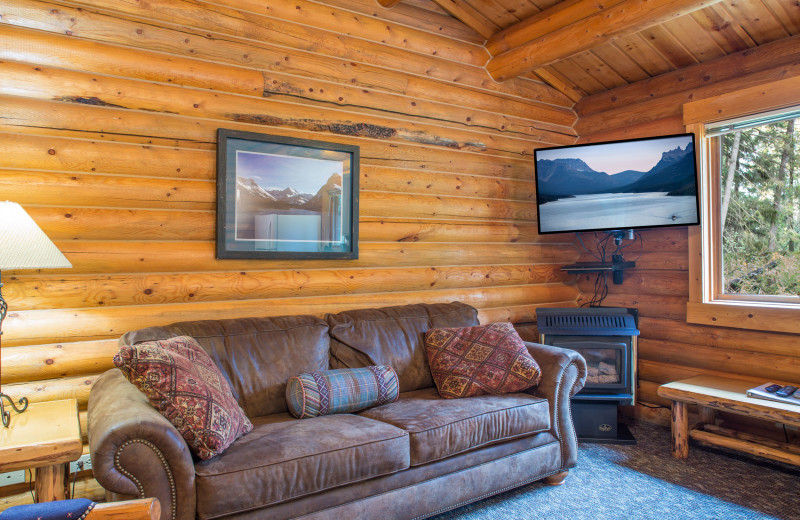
686, 301, 800, 334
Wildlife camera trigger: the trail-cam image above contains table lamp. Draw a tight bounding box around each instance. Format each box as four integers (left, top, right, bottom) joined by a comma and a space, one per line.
0, 201, 72, 427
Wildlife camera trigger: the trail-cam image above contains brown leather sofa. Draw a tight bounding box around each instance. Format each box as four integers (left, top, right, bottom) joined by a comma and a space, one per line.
88, 302, 587, 520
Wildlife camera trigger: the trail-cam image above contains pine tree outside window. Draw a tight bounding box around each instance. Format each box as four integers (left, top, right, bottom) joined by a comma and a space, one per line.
708, 108, 799, 298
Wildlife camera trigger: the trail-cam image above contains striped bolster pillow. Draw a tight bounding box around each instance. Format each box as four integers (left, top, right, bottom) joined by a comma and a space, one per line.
286, 366, 400, 419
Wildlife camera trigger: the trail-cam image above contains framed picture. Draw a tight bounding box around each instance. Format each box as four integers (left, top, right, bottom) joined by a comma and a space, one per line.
216, 129, 359, 259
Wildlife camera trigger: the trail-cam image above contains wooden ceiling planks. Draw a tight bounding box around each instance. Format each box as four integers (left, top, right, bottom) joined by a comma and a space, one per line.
338, 0, 486, 43
568, 52, 629, 91
690, 5, 757, 53
761, 0, 800, 34
721, 0, 791, 44
637, 25, 697, 69
372, 0, 800, 99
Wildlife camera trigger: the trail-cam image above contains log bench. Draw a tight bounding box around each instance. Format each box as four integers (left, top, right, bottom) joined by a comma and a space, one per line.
658, 375, 800, 466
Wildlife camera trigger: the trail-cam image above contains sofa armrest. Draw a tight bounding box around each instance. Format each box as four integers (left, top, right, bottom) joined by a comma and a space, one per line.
524, 341, 587, 470
88, 369, 196, 520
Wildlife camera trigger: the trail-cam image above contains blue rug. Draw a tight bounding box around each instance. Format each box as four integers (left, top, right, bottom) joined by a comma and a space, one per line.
435, 422, 800, 519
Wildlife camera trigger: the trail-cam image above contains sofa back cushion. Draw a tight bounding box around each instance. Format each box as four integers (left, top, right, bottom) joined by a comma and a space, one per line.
120, 315, 330, 417
326, 302, 479, 392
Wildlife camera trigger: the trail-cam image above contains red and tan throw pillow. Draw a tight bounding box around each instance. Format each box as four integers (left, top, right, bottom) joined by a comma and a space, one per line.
424, 322, 542, 399
114, 336, 253, 460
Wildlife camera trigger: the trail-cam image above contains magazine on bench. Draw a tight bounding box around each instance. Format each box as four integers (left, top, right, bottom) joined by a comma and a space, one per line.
746, 383, 800, 406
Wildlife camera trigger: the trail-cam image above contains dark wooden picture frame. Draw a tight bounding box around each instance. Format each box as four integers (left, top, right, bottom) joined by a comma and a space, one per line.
216, 129, 359, 259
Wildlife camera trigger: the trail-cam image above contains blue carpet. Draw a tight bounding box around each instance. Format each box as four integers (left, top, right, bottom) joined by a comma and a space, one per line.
435, 422, 800, 520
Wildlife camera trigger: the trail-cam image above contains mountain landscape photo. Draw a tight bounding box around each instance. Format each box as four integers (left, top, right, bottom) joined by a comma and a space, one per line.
235, 172, 343, 240
535, 136, 699, 233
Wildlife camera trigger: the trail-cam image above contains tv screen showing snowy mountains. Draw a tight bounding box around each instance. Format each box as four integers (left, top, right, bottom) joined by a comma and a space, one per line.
534, 134, 700, 234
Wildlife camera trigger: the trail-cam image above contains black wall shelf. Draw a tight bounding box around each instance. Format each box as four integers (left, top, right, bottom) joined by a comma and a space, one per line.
560, 260, 635, 284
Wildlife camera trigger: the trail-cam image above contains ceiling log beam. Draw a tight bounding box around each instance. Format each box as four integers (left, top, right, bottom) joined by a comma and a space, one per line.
430, 0, 500, 39
486, 0, 627, 56
485, 0, 725, 82
376, 0, 404, 7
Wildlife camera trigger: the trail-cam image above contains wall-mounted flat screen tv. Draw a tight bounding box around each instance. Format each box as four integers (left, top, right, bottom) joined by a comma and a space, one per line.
534, 133, 700, 234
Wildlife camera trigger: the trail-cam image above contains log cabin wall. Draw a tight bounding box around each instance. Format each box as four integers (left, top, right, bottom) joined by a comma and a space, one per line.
573, 35, 800, 416
0, 0, 579, 502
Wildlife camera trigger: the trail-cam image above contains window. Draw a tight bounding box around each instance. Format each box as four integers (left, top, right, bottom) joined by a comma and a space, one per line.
683, 76, 800, 333
708, 108, 799, 299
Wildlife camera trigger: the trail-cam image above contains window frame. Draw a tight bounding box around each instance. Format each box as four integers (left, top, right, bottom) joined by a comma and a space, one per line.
684, 75, 800, 334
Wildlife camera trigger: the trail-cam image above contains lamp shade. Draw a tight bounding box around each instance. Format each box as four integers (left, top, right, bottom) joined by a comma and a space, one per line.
0, 202, 71, 270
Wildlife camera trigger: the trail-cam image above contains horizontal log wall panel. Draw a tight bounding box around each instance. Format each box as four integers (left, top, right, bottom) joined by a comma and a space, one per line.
578, 116, 686, 144
0, 61, 554, 158
575, 270, 690, 297
2, 375, 97, 407
0, 133, 214, 180
19, 203, 540, 244
362, 192, 538, 221
0, 92, 553, 180
0, 170, 214, 210
0, 2, 581, 505
318, 0, 485, 44
580, 293, 688, 321
638, 359, 794, 388
637, 380, 673, 409
0, 0, 573, 110
75, 0, 492, 75
16, 241, 578, 276
639, 339, 800, 384
0, 115, 540, 180
6, 265, 571, 311
480, 301, 579, 325
3, 284, 581, 346
358, 220, 548, 243
1, 165, 537, 209
577, 227, 689, 252
27, 206, 214, 241
361, 166, 537, 202
577, 252, 689, 270
0, 25, 573, 143
210, 0, 489, 66
638, 316, 800, 357
2, 340, 118, 383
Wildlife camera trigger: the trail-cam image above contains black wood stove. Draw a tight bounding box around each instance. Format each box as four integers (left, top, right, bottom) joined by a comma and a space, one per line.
536, 307, 639, 444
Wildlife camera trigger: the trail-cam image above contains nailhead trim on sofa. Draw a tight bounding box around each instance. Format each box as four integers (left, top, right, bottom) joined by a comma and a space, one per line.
115, 439, 177, 520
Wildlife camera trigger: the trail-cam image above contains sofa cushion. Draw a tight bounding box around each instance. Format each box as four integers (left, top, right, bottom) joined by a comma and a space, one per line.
326, 302, 479, 392
119, 315, 330, 417
286, 366, 400, 419
424, 322, 542, 399
113, 336, 253, 460
194, 414, 410, 519
359, 387, 550, 466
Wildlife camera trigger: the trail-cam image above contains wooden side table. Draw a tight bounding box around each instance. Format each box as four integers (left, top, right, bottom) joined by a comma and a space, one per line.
658, 375, 800, 466
0, 398, 83, 502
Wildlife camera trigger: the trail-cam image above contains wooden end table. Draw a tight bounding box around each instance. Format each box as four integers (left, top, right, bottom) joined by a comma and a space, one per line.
0, 398, 83, 502
658, 375, 800, 466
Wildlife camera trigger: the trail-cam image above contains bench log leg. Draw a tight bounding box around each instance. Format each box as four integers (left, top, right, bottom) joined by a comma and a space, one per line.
671, 400, 689, 458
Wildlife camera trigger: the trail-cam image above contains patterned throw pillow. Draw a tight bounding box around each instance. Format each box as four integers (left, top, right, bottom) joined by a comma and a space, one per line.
423, 322, 542, 399
114, 336, 253, 460
286, 366, 399, 419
